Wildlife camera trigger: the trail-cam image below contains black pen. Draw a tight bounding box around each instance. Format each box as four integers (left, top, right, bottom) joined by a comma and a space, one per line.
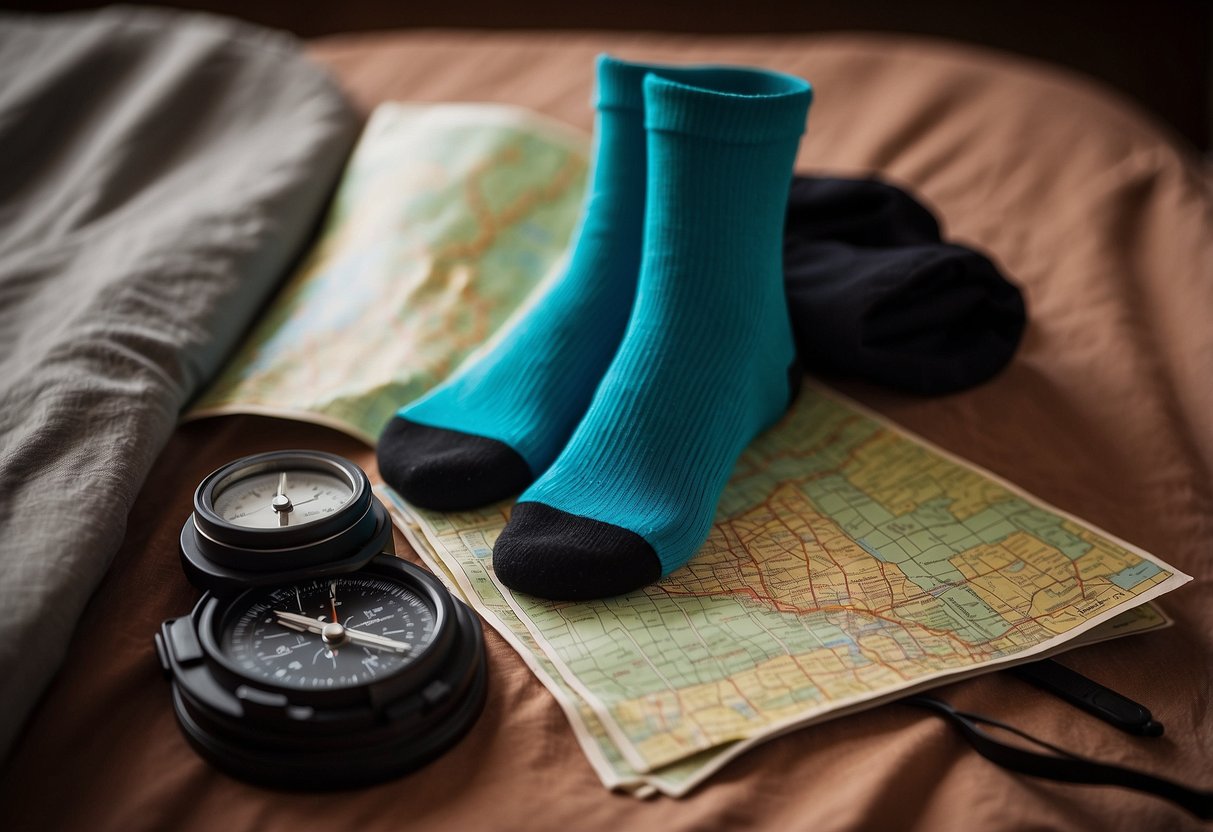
1008, 658, 1165, 737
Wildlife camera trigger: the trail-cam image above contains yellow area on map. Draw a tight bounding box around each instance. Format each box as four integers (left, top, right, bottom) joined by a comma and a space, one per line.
187, 103, 589, 441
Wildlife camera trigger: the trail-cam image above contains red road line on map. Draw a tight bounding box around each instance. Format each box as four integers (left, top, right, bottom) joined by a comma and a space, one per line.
1071, 560, 1088, 599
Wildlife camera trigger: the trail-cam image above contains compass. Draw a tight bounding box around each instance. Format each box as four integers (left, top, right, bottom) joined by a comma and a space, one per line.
180, 450, 387, 586
156, 450, 486, 789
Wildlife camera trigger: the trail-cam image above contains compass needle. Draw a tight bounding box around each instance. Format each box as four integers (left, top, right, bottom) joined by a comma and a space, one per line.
343, 626, 412, 654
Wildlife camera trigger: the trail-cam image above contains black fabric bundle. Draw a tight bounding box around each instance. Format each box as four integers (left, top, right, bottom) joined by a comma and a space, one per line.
781, 176, 1027, 395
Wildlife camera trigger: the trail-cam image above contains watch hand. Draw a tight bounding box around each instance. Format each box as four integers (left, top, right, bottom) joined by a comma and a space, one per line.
273, 471, 291, 526
329, 580, 340, 626
273, 610, 411, 654
343, 626, 412, 654
274, 610, 326, 635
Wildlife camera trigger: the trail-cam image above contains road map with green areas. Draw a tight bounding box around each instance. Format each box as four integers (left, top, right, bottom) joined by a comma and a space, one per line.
383, 384, 1187, 795
188, 103, 588, 441
188, 103, 1189, 796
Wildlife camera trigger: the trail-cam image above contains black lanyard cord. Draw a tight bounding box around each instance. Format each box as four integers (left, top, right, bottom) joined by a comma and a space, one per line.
903, 696, 1213, 820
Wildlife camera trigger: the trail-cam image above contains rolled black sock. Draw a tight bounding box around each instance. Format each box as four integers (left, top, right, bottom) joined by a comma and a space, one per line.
784, 175, 942, 247
782, 176, 1027, 394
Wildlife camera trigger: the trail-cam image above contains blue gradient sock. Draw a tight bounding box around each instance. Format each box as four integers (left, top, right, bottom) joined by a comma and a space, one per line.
379, 56, 768, 511
494, 66, 812, 599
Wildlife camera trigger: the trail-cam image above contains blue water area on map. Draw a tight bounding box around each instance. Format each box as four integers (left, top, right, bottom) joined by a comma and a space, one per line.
1108, 560, 1162, 589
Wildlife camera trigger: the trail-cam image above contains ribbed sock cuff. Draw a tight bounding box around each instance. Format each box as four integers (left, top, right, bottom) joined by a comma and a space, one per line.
596, 54, 812, 141
595, 54, 652, 111
643, 69, 812, 144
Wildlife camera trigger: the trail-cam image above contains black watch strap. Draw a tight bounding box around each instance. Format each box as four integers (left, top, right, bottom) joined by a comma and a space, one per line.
904, 695, 1212, 820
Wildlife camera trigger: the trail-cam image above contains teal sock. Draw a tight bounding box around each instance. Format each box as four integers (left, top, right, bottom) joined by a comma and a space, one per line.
377, 56, 646, 509
378, 56, 771, 511
493, 66, 812, 599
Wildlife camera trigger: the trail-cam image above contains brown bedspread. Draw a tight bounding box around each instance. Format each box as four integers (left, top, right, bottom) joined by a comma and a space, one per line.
2, 30, 1209, 832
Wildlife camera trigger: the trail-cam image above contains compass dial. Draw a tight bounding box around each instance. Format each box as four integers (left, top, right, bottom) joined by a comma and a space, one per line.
222, 576, 437, 690
213, 469, 353, 529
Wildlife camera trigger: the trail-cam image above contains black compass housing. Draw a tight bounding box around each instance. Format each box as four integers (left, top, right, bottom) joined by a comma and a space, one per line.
156, 556, 486, 789
158, 451, 488, 789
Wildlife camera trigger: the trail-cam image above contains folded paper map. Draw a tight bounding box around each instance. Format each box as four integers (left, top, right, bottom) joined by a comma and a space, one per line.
381, 384, 1185, 795
189, 102, 1190, 797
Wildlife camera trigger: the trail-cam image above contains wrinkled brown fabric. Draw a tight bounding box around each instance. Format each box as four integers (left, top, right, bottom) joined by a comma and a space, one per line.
1, 30, 1209, 832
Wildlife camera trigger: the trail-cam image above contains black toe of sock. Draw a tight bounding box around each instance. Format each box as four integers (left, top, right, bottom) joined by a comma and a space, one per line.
377, 417, 533, 511
492, 502, 662, 600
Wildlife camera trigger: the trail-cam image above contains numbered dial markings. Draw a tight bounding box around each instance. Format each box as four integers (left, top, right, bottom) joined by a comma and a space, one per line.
223, 577, 436, 689
213, 470, 353, 529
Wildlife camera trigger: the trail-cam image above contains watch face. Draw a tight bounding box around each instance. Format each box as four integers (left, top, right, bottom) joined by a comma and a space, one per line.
212, 468, 354, 529
221, 576, 437, 690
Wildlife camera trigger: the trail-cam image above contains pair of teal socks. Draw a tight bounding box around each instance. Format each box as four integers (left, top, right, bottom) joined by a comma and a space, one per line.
377, 55, 812, 599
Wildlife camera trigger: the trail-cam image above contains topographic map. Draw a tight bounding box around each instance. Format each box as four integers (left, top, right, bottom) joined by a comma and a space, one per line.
190, 103, 1189, 797
383, 385, 1187, 795
188, 103, 588, 440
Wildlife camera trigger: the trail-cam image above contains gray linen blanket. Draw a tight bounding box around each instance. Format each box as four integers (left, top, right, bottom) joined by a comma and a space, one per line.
0, 7, 358, 757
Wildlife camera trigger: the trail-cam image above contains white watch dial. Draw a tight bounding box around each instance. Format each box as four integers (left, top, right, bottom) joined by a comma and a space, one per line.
213, 470, 353, 529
